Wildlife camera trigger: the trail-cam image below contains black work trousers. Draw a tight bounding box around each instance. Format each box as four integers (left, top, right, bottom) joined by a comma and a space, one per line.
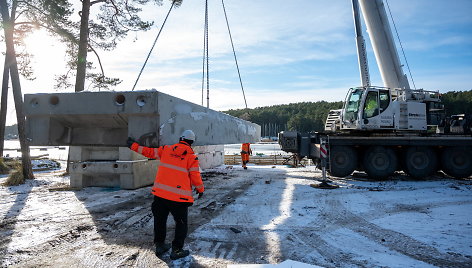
152, 196, 191, 250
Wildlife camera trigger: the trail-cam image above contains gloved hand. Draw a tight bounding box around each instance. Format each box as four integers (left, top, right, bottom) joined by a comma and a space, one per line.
195, 189, 203, 199
127, 137, 137, 148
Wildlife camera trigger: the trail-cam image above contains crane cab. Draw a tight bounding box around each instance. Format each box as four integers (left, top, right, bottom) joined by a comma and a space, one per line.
340, 86, 429, 131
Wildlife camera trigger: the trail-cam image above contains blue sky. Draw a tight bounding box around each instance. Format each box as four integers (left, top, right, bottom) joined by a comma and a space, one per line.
2, 0, 472, 125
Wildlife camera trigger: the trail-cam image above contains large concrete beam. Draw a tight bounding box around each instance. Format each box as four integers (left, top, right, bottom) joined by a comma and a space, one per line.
24, 90, 260, 147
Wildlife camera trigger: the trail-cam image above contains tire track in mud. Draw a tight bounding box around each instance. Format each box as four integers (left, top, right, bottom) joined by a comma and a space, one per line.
188, 226, 273, 264
188, 224, 357, 266
3, 223, 99, 267
189, 221, 382, 267
183, 171, 290, 264
286, 231, 366, 268
188, 177, 257, 234
314, 198, 472, 267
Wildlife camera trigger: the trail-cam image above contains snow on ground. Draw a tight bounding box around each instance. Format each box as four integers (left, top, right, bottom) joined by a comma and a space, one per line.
1, 162, 471, 267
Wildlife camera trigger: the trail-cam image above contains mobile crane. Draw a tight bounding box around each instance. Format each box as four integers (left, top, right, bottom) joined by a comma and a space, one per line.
278, 0, 472, 179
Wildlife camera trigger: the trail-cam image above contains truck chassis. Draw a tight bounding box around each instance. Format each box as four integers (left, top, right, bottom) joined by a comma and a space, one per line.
279, 131, 472, 179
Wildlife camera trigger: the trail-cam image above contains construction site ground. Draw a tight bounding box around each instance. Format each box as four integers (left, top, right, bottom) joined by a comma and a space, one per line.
1, 163, 471, 268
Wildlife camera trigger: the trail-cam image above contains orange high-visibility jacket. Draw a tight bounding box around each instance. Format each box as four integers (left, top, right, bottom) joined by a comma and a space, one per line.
241, 143, 252, 161
131, 141, 204, 203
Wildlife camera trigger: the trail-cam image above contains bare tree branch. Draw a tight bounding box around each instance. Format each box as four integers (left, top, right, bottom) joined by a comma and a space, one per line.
87, 43, 105, 77
91, 0, 107, 6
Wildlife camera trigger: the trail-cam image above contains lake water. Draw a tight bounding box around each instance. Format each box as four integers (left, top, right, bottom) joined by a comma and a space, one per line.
3, 140, 69, 160
2, 141, 286, 160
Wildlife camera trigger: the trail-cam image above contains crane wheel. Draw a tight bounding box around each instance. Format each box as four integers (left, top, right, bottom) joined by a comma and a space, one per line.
328, 146, 357, 177
363, 146, 397, 179
403, 146, 438, 179
441, 146, 472, 179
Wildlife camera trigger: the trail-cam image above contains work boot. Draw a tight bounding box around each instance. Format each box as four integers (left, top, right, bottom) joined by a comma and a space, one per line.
170, 248, 190, 260
155, 243, 171, 256
243, 166, 247, 170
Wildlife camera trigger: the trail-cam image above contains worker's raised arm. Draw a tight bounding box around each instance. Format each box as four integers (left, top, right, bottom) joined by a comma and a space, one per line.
128, 137, 162, 159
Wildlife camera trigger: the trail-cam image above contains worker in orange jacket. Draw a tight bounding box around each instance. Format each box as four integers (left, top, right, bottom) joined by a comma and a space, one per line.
127, 130, 204, 260
240, 142, 252, 169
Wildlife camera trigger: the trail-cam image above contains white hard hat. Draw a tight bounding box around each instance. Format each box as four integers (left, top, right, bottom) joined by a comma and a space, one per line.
180, 129, 196, 141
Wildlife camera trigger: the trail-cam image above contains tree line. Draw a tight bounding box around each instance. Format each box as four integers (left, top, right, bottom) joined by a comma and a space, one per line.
440, 90, 472, 115
225, 101, 343, 135
224, 90, 472, 134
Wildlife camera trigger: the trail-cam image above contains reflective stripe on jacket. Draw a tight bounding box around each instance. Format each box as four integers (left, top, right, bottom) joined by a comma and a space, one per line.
131, 141, 204, 203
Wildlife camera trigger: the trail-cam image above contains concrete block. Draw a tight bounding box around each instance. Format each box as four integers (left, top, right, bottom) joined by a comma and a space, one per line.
70, 173, 120, 188
69, 158, 159, 189
24, 90, 260, 147
193, 145, 224, 169
70, 173, 89, 189
68, 142, 223, 190
69, 146, 121, 161
119, 147, 149, 161
129, 159, 159, 189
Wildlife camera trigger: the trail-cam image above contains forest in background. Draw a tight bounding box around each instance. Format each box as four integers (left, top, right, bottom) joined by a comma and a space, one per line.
4, 90, 471, 139
225, 90, 472, 137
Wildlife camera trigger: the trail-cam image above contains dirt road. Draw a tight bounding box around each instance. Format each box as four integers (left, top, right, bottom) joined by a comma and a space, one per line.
1, 166, 471, 267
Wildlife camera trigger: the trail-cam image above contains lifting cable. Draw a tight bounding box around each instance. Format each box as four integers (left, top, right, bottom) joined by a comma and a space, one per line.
385, 0, 417, 90
132, 0, 248, 111
221, 0, 248, 109
131, 0, 176, 91
202, 0, 210, 107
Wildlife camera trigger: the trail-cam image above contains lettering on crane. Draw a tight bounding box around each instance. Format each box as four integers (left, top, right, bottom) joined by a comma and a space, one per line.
408, 113, 426, 117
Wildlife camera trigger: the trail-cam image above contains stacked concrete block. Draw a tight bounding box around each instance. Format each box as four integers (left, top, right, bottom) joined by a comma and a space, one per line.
69, 145, 224, 189
69, 146, 158, 189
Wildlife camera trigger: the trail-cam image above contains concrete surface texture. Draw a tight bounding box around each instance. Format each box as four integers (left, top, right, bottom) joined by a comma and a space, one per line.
24, 90, 260, 147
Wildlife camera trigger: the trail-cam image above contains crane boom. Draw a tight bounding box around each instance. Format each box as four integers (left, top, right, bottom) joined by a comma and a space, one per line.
359, 0, 410, 90
352, 0, 370, 87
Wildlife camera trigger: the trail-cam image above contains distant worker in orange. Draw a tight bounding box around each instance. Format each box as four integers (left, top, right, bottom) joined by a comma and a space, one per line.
127, 130, 204, 260
240, 142, 252, 169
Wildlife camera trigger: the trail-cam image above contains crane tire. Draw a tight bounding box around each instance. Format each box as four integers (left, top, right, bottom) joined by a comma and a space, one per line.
403, 146, 438, 179
328, 146, 357, 177
441, 146, 472, 179
363, 146, 397, 179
